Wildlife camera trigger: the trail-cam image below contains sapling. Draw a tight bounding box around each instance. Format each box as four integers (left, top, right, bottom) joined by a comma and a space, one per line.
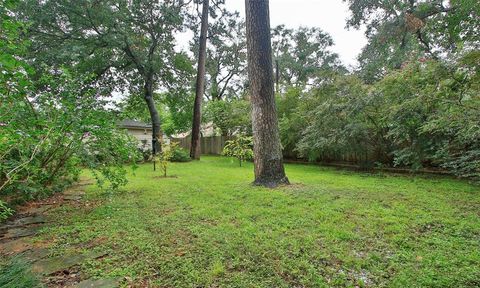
222, 136, 253, 167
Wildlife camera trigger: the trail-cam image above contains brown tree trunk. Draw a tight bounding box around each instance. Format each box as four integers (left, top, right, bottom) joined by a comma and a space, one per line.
245, 0, 289, 187
275, 59, 279, 93
190, 0, 209, 160
144, 75, 162, 154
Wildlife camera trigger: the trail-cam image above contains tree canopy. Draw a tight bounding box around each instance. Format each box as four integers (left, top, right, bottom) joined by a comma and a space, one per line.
344, 0, 480, 81
20, 0, 194, 152
272, 25, 345, 87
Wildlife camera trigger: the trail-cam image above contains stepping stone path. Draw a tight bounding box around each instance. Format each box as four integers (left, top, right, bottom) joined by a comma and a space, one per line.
32, 251, 108, 275
0, 226, 41, 240
0, 181, 122, 288
73, 278, 122, 288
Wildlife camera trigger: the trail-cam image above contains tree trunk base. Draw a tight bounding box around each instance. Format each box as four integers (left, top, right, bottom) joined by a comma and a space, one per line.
253, 176, 289, 188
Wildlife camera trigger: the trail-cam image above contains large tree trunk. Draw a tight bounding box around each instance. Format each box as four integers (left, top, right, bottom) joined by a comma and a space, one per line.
275, 59, 280, 93
144, 75, 162, 154
245, 0, 289, 187
190, 0, 209, 160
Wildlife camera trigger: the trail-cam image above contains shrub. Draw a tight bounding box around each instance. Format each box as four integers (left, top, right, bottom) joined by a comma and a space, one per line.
170, 146, 191, 162
0, 7, 139, 200
222, 136, 254, 167
1, 70, 140, 198
138, 142, 152, 162
0, 201, 13, 222
291, 54, 480, 181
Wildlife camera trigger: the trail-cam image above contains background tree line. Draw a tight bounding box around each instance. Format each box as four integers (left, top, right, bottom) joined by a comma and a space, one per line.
192, 0, 480, 181
278, 0, 480, 181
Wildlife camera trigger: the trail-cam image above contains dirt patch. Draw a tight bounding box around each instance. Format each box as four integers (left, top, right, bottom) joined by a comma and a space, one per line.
416, 221, 446, 234
283, 183, 306, 189
44, 266, 82, 287
0, 238, 32, 254
277, 182, 308, 193
152, 175, 179, 179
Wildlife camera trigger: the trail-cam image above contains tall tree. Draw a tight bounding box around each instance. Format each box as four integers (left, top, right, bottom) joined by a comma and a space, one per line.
190, 0, 210, 160
344, 0, 480, 81
271, 25, 344, 88
19, 0, 191, 154
204, 10, 246, 101
189, 4, 246, 102
245, 0, 289, 187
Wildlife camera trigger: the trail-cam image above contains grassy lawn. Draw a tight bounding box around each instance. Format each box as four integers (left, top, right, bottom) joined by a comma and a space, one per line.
38, 156, 479, 287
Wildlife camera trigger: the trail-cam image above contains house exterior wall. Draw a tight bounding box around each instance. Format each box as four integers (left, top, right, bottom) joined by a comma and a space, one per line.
124, 128, 170, 152
126, 128, 152, 150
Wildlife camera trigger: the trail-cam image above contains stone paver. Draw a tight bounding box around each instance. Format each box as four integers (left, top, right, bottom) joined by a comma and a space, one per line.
32, 251, 108, 275
1, 181, 117, 287
19, 205, 53, 215
2, 215, 47, 229
22, 247, 51, 261
72, 278, 122, 288
0, 237, 32, 254
0, 226, 41, 240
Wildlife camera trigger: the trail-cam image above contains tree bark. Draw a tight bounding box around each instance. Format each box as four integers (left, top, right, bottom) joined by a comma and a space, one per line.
245, 0, 289, 187
275, 59, 279, 93
144, 75, 162, 154
190, 0, 209, 160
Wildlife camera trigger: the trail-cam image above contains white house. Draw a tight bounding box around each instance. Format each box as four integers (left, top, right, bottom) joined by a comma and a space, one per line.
118, 120, 154, 151
118, 120, 171, 151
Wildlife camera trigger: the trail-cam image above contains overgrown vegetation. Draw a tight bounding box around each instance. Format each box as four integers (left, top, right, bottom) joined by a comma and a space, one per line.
277, 52, 480, 180
274, 0, 480, 180
0, 1, 139, 207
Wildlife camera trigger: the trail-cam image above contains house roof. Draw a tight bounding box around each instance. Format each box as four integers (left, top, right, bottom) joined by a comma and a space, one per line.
172, 122, 215, 138
118, 119, 152, 129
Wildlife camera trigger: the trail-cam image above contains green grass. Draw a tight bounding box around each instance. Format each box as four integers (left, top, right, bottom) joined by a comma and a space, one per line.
0, 257, 43, 288
39, 156, 479, 287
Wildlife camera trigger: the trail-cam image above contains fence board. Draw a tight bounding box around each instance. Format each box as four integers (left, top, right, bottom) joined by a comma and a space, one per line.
171, 136, 234, 155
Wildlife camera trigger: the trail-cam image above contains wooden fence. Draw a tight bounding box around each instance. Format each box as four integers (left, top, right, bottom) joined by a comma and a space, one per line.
171, 136, 234, 155
171, 136, 374, 162
170, 136, 449, 175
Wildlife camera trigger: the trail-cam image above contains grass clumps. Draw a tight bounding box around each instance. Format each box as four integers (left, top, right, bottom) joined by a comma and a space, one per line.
0, 257, 43, 288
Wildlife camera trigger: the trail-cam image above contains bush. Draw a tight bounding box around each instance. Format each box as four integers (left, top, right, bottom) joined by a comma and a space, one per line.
290, 53, 480, 181
0, 201, 13, 222
222, 135, 253, 167
137, 144, 152, 162
154, 142, 181, 177
0, 70, 140, 198
0, 9, 139, 200
170, 147, 191, 162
